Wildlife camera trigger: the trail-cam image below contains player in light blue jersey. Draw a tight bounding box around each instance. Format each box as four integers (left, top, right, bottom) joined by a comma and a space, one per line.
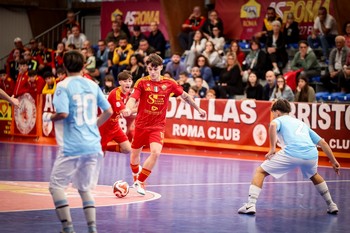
44, 50, 112, 233
238, 99, 340, 215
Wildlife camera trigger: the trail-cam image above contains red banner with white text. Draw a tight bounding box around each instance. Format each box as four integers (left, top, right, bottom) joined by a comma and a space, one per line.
216, 0, 334, 40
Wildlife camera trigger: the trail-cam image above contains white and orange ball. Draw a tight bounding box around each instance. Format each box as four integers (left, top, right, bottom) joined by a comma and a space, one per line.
113, 180, 129, 198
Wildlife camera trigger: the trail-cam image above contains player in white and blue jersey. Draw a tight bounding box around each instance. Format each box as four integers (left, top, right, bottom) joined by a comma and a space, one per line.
238, 99, 340, 215
44, 51, 112, 233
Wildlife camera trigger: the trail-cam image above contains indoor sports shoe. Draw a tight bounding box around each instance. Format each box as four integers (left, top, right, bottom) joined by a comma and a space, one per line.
327, 202, 338, 214
132, 165, 142, 182
238, 203, 256, 215
133, 180, 146, 195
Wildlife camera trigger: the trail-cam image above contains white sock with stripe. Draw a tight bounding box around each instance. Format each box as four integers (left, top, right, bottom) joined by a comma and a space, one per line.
79, 190, 96, 233
247, 185, 262, 205
49, 188, 74, 233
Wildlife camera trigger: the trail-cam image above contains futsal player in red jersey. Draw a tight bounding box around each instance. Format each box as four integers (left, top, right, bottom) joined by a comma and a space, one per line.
99, 70, 135, 153
122, 53, 207, 195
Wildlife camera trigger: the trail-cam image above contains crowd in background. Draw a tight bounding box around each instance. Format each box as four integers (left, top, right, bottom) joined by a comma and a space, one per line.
2, 6, 350, 103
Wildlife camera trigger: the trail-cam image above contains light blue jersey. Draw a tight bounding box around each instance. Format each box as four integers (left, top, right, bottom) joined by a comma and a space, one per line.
272, 115, 321, 160
53, 76, 111, 156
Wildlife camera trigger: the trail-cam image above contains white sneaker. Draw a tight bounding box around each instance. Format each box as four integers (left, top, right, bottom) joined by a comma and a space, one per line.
327, 203, 338, 214
132, 165, 142, 182
238, 203, 256, 215
133, 180, 146, 195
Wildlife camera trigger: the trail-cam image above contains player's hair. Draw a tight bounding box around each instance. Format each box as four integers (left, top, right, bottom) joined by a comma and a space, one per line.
63, 50, 84, 73
118, 70, 132, 81
56, 67, 66, 75
146, 53, 163, 67
271, 99, 291, 113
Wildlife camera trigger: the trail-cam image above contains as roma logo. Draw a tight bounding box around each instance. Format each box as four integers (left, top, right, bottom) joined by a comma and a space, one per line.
14, 93, 37, 135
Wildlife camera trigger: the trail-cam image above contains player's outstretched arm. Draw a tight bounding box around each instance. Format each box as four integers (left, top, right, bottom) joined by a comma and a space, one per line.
265, 122, 277, 160
180, 91, 206, 118
0, 89, 19, 106
318, 139, 340, 175
97, 107, 113, 127
121, 97, 137, 117
45, 112, 69, 122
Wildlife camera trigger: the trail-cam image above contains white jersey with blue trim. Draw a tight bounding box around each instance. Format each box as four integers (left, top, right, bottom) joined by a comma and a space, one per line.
53, 76, 111, 156
272, 115, 321, 160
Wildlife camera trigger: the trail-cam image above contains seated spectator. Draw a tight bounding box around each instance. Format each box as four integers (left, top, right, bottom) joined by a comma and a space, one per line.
28, 70, 45, 97
55, 67, 67, 83
163, 71, 173, 79
201, 10, 224, 40
42, 71, 57, 95
290, 40, 321, 81
148, 21, 167, 58
112, 36, 134, 79
107, 40, 117, 75
38, 42, 55, 74
6, 48, 22, 81
13, 60, 30, 97
184, 30, 207, 70
82, 40, 94, 52
215, 53, 243, 98
134, 39, 156, 63
96, 40, 110, 86
178, 71, 194, 92
66, 43, 76, 51
294, 76, 316, 102
245, 72, 263, 100
23, 50, 40, 71
266, 20, 288, 75
130, 25, 147, 51
205, 89, 216, 99
29, 38, 40, 60
178, 6, 206, 51
254, 6, 282, 44
165, 53, 186, 80
195, 55, 215, 88
343, 21, 350, 48
115, 14, 131, 40
283, 13, 300, 45
0, 69, 15, 96
242, 38, 271, 81
102, 74, 116, 95
65, 25, 87, 50
105, 21, 127, 46
54, 42, 65, 70
226, 40, 245, 66
307, 6, 338, 59
340, 52, 350, 93
127, 54, 145, 85
188, 86, 199, 99
62, 10, 80, 40
262, 70, 276, 100
202, 41, 224, 70
270, 75, 294, 101
62, 29, 72, 45
6, 37, 25, 65
321, 36, 349, 92
207, 26, 225, 55
193, 76, 207, 98
190, 66, 209, 90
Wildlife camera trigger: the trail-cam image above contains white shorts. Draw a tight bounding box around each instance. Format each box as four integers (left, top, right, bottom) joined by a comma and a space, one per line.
261, 151, 318, 179
49, 150, 103, 191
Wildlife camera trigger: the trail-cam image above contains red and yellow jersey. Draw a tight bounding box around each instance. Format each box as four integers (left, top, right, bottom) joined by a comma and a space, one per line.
108, 86, 129, 121
0, 76, 15, 96
131, 75, 183, 130
13, 72, 30, 97
28, 75, 45, 96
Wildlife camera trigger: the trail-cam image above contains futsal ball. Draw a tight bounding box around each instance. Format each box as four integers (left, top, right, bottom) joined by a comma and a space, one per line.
113, 180, 129, 198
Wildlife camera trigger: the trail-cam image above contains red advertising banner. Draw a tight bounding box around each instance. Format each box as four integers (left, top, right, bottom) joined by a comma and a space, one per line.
216, 0, 333, 40
0, 100, 12, 136
100, 0, 169, 40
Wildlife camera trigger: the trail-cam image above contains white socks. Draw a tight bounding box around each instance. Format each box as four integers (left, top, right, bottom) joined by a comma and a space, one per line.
315, 181, 334, 205
79, 190, 97, 233
49, 188, 74, 233
248, 185, 262, 205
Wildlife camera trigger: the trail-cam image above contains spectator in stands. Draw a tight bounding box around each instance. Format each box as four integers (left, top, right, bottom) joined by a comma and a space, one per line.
255, 7, 282, 44
320, 36, 349, 92
6, 48, 21, 81
96, 40, 109, 86
0, 69, 15, 96
130, 25, 147, 51
6, 37, 25, 65
42, 71, 56, 95
148, 21, 167, 58
29, 39, 40, 59
188, 86, 199, 99
23, 50, 40, 71
66, 44, 76, 51
290, 40, 321, 81
207, 26, 225, 55
193, 76, 207, 98
65, 25, 87, 50
55, 67, 67, 83
107, 40, 116, 75
38, 42, 55, 74
112, 36, 134, 78
105, 21, 127, 45
201, 10, 224, 40
215, 53, 243, 98
242, 38, 271, 81
266, 20, 288, 75
184, 30, 207, 70
245, 72, 263, 100
195, 55, 215, 88
270, 75, 294, 101
308, 6, 338, 59
115, 14, 131, 40
283, 12, 300, 45
28, 70, 45, 97
178, 6, 206, 51
263, 70, 276, 100
343, 21, 350, 48
202, 41, 224, 75
341, 53, 350, 93
205, 89, 216, 99
135, 39, 156, 63
190, 66, 209, 90
84, 48, 97, 74
62, 29, 72, 45
62, 10, 80, 40
13, 59, 30, 97
82, 40, 94, 51
178, 71, 194, 92
165, 53, 186, 80
226, 40, 245, 66
54, 42, 65, 70
102, 74, 116, 95
163, 71, 173, 79
127, 54, 145, 85
294, 76, 316, 102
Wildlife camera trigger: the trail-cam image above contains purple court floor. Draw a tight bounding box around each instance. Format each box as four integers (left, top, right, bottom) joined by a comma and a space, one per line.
0, 142, 349, 233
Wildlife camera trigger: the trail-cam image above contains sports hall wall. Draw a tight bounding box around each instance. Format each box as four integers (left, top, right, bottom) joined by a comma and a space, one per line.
0, 95, 349, 158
